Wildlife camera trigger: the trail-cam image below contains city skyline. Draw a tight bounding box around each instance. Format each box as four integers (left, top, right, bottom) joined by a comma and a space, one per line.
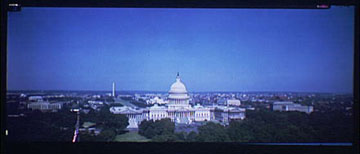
7, 7, 354, 93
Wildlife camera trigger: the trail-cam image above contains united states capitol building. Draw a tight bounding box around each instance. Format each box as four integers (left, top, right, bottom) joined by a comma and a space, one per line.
110, 73, 245, 128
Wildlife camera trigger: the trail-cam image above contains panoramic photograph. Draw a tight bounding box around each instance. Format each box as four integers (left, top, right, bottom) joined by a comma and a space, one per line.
6, 7, 354, 143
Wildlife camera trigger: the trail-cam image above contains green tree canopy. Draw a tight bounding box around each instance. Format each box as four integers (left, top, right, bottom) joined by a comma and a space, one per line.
197, 122, 230, 142
186, 131, 198, 142
81, 105, 129, 134
138, 118, 175, 140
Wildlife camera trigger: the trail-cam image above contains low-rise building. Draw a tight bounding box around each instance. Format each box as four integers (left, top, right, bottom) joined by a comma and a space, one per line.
28, 96, 43, 102
88, 100, 103, 105
27, 101, 63, 112
214, 106, 246, 124
272, 101, 313, 114
226, 99, 241, 106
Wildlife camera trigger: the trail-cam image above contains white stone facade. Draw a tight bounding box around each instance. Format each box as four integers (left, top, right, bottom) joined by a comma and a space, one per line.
27, 101, 63, 111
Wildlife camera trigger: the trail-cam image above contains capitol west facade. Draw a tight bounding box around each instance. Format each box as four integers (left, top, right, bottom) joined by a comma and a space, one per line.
110, 73, 244, 128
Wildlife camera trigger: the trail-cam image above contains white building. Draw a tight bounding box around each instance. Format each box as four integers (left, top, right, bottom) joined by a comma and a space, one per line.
226, 99, 241, 106
146, 96, 168, 105
88, 100, 104, 105
110, 106, 147, 128
214, 105, 246, 123
28, 96, 43, 102
272, 101, 313, 114
27, 101, 63, 112
110, 73, 212, 128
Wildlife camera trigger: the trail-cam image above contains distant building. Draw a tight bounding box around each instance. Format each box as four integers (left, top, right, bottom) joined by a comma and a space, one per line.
214, 106, 246, 124
88, 100, 103, 105
110, 106, 147, 128
20, 93, 27, 97
146, 96, 168, 105
118, 94, 133, 98
217, 98, 227, 105
272, 101, 313, 114
87, 100, 104, 110
92, 95, 101, 98
27, 101, 62, 112
28, 96, 43, 102
217, 98, 241, 106
226, 99, 241, 106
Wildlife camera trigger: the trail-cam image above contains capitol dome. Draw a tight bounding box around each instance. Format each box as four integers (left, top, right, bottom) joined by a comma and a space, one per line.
169, 73, 187, 94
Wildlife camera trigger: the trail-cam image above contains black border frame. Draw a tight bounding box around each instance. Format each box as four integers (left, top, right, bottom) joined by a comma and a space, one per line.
1, 0, 359, 154
3, 0, 359, 8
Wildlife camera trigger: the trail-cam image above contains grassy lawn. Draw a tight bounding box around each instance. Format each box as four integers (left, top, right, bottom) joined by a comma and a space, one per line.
114, 132, 151, 142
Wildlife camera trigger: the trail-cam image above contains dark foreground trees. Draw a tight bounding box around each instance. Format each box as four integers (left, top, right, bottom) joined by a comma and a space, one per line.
7, 105, 129, 142
197, 122, 230, 142
138, 109, 353, 143
13, 105, 349, 142
138, 118, 176, 141
80, 105, 129, 141
226, 109, 352, 143
7, 109, 76, 141
138, 119, 229, 142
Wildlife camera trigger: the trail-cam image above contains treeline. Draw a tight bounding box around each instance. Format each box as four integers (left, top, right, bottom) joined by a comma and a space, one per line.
79, 105, 129, 142
138, 118, 233, 142
7, 104, 129, 142
7, 104, 352, 142
7, 106, 76, 142
138, 109, 353, 142
138, 119, 189, 142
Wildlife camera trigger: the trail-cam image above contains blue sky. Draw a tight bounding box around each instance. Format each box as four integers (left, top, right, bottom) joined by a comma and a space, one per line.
7, 7, 354, 93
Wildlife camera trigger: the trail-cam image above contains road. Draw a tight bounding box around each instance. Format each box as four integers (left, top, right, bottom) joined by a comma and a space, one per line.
72, 102, 80, 142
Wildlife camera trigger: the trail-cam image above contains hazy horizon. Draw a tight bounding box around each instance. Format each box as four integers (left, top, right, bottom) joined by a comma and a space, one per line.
6, 89, 353, 95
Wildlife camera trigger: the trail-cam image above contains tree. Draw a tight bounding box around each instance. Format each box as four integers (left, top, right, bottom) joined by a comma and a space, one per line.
7, 109, 76, 142
154, 118, 175, 135
138, 118, 175, 140
197, 122, 230, 142
227, 120, 254, 142
88, 105, 129, 134
174, 132, 186, 142
309, 110, 353, 142
97, 128, 116, 142
138, 120, 155, 138
152, 133, 177, 142
103, 114, 129, 133
81, 109, 98, 123
186, 131, 198, 142
79, 131, 98, 142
